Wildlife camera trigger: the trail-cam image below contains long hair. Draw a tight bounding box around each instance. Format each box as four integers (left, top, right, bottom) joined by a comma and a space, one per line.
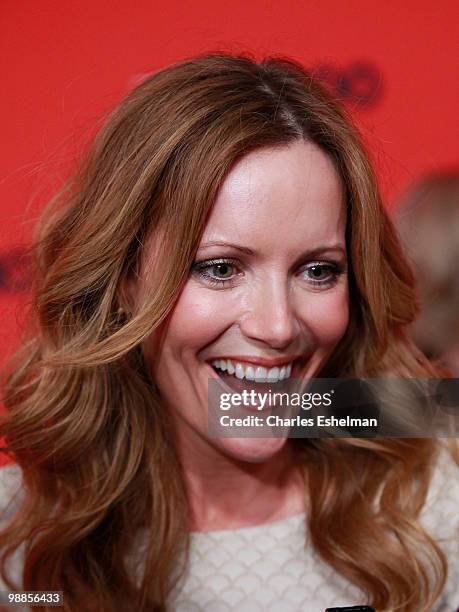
0, 52, 453, 611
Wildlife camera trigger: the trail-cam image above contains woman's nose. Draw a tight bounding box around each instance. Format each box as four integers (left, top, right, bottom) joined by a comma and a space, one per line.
238, 279, 300, 350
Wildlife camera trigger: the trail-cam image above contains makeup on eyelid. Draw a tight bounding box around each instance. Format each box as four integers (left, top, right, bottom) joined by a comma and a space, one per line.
191, 258, 345, 289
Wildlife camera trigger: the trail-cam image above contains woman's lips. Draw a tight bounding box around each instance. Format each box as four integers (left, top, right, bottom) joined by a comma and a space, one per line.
206, 356, 308, 394
207, 355, 303, 369
205, 360, 314, 417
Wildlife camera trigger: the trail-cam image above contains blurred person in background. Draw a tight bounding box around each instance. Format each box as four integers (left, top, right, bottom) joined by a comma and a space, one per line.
394, 173, 459, 376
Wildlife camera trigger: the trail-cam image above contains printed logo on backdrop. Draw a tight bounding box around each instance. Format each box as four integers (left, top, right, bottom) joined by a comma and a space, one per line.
130, 60, 384, 110
0, 248, 31, 293
312, 61, 383, 109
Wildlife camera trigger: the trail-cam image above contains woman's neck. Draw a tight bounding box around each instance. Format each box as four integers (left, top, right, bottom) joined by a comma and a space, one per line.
177, 437, 306, 532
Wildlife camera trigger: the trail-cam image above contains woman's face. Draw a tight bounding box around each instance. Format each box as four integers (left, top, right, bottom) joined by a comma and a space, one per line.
140, 139, 349, 463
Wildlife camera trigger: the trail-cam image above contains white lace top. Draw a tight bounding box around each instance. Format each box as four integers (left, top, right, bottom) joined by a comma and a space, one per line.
170, 512, 364, 611
1, 449, 458, 611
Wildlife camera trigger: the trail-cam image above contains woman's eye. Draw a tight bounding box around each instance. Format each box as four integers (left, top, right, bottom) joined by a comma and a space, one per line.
302, 262, 341, 287
191, 259, 240, 287
209, 262, 234, 279
191, 259, 343, 289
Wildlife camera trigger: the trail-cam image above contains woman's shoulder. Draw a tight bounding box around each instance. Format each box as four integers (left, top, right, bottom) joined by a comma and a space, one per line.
0, 462, 26, 593
420, 444, 459, 533
0, 461, 24, 518
420, 445, 459, 610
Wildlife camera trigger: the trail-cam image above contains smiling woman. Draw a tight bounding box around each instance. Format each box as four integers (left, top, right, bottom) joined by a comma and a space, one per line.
0, 53, 458, 612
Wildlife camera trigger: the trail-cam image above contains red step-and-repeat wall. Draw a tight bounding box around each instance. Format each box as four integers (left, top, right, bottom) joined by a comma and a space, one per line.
0, 1, 457, 463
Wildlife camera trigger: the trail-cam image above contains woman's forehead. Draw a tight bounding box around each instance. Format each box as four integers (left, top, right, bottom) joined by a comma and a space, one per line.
199, 140, 346, 255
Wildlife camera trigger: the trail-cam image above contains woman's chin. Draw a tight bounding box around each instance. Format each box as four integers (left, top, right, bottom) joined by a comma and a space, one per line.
214, 435, 289, 464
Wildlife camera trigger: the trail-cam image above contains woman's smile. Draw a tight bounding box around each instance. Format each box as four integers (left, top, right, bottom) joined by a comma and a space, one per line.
209, 355, 299, 382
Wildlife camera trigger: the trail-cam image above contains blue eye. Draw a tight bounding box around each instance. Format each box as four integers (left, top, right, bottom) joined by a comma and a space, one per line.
301, 262, 342, 287
208, 262, 234, 279
191, 259, 344, 289
191, 259, 239, 287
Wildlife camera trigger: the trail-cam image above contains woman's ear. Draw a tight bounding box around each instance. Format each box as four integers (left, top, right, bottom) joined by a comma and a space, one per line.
118, 263, 140, 317
118, 225, 166, 317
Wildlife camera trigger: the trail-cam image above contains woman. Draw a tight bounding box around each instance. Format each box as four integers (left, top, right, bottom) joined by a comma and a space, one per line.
0, 52, 457, 611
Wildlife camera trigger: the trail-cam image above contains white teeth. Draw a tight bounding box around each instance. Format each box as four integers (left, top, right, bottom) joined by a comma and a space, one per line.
267, 367, 279, 382
235, 363, 245, 379
255, 366, 268, 382
211, 359, 295, 383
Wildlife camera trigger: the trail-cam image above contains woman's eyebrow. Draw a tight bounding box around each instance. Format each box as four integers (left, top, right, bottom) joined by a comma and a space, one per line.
295, 245, 347, 259
198, 241, 346, 258
198, 241, 255, 255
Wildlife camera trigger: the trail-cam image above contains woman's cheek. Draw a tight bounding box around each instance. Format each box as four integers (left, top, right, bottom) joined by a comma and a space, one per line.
297, 287, 349, 346
161, 284, 239, 350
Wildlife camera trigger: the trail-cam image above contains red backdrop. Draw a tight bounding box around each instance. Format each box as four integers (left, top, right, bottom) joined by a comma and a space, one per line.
0, 1, 458, 464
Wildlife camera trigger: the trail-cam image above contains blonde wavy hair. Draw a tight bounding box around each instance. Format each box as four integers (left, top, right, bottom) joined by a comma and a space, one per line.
0, 52, 455, 611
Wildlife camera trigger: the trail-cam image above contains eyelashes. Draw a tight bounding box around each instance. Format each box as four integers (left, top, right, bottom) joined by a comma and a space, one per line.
191, 259, 241, 288
303, 262, 344, 287
191, 258, 345, 290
